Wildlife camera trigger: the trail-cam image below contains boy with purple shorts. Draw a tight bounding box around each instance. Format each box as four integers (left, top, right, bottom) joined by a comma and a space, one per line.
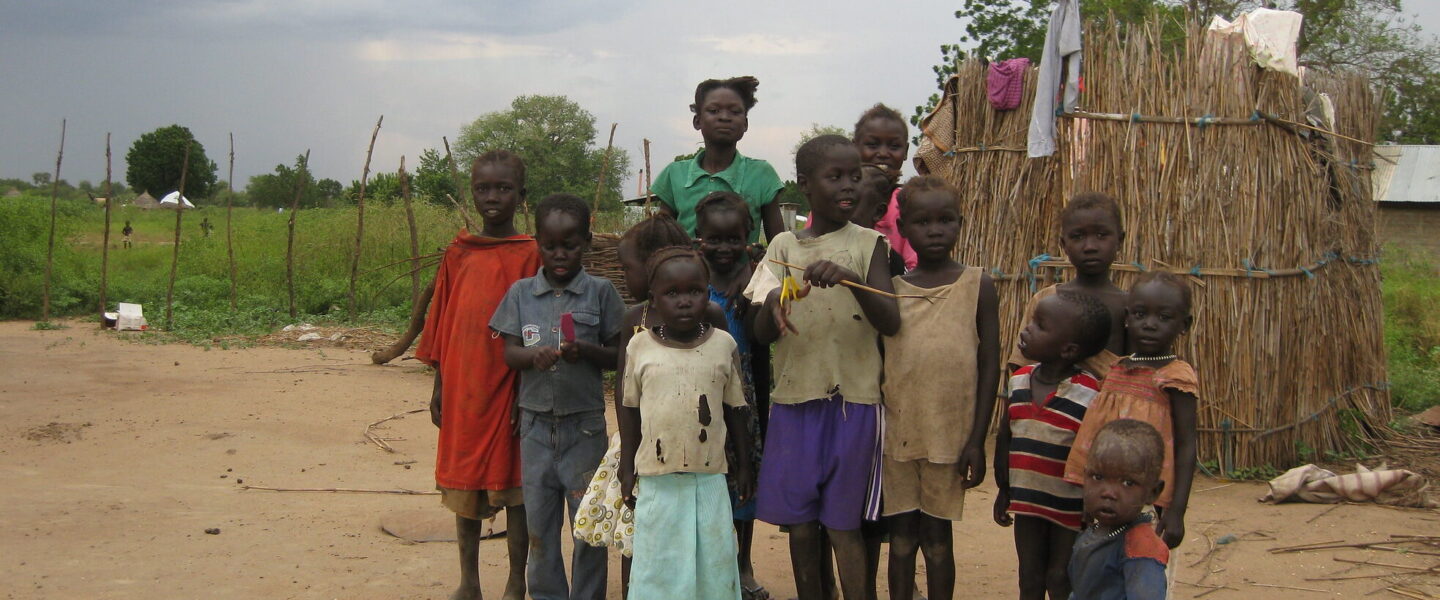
748, 135, 901, 600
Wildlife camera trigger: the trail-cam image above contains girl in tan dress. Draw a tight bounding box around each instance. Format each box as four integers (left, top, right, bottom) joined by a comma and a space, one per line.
1064, 271, 1199, 550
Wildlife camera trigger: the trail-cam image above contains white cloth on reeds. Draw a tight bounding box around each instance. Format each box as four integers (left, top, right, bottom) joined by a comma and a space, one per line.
1206, 8, 1304, 76
1026, 0, 1081, 158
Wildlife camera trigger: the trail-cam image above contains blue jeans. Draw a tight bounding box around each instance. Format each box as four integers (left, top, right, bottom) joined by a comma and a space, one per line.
520, 409, 609, 600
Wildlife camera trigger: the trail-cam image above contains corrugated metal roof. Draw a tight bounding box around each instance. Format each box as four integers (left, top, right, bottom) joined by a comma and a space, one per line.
1373, 145, 1440, 204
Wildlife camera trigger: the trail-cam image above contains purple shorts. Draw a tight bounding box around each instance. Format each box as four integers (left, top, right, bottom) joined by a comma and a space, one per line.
756, 396, 881, 531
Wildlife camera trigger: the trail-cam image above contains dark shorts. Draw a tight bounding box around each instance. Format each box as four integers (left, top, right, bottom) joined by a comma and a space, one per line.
756, 396, 879, 531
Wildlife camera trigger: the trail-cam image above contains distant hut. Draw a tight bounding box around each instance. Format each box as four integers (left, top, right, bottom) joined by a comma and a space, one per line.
3, 187, 21, 198
132, 191, 160, 209
1372, 145, 1440, 259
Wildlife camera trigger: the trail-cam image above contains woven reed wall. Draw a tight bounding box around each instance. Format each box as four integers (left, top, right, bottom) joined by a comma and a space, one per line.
920, 18, 1390, 469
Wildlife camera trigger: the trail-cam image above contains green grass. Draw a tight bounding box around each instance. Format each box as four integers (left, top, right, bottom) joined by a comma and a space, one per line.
1, 193, 631, 342
1381, 245, 1440, 414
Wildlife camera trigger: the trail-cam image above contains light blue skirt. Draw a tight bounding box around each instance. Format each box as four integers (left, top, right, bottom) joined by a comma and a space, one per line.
629, 472, 741, 600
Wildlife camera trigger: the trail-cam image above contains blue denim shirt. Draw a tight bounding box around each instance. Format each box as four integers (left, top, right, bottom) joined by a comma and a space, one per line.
490, 267, 624, 416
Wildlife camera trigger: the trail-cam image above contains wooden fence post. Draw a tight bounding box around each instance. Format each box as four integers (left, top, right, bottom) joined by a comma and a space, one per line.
99, 133, 113, 322
285, 150, 311, 319
348, 116, 383, 319
164, 141, 193, 330
41, 118, 66, 321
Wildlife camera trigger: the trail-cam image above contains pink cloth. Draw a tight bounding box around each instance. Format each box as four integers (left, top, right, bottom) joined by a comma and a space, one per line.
874, 188, 917, 271
987, 58, 1031, 111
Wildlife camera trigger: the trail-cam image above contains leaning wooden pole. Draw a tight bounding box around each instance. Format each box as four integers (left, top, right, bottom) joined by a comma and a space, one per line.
591, 123, 618, 220
285, 150, 311, 318
441, 136, 470, 226
398, 155, 421, 302
348, 115, 383, 319
371, 276, 436, 365
164, 141, 193, 330
642, 138, 654, 214
41, 118, 66, 321
98, 133, 113, 322
226, 133, 237, 310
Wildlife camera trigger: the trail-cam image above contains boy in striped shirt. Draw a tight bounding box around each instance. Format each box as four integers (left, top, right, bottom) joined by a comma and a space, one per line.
994, 290, 1112, 600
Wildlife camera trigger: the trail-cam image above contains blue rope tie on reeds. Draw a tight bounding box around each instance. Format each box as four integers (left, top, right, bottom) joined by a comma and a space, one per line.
1190, 264, 1203, 276
1131, 112, 1142, 123
1197, 114, 1214, 129
1249, 110, 1262, 122
1025, 253, 1053, 293
1131, 261, 1147, 272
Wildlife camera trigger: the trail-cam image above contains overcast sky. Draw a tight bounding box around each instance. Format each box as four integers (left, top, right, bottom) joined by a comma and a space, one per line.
2, 0, 1438, 193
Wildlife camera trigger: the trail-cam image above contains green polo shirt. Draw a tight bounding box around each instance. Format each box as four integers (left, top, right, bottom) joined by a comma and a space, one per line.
649, 149, 785, 243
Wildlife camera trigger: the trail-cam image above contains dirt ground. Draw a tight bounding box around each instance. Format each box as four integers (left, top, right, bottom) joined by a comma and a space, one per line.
3, 320, 1438, 599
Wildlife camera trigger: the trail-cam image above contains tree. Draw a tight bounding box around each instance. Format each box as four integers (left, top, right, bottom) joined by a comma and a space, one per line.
348, 172, 402, 204
413, 148, 457, 204
454, 95, 631, 212
31, 172, 50, 187
914, 0, 1440, 142
315, 178, 345, 204
245, 155, 321, 209
125, 125, 218, 198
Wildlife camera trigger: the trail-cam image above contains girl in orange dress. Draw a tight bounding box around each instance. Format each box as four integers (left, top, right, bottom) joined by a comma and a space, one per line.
1064, 271, 1199, 550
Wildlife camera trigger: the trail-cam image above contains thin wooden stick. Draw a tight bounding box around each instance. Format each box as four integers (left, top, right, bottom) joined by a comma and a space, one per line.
359, 251, 445, 276
442, 136, 470, 224
642, 138, 654, 214
768, 259, 943, 300
592, 122, 617, 219
42, 118, 65, 321
445, 193, 478, 232
364, 408, 426, 453
371, 276, 436, 365
99, 133, 113, 322
1386, 588, 1434, 600
1197, 483, 1235, 493
164, 141, 192, 330
398, 155, 420, 303
1306, 503, 1343, 524
349, 115, 383, 319
1269, 539, 1347, 553
226, 133, 237, 310
240, 485, 438, 495
285, 150, 311, 318
1249, 582, 1331, 593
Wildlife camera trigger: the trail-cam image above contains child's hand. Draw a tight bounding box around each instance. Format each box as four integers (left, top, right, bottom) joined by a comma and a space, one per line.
531, 347, 562, 370
733, 464, 756, 503
430, 393, 442, 428
993, 488, 1013, 527
956, 444, 987, 489
765, 288, 802, 336
560, 340, 582, 362
803, 260, 860, 288
1156, 509, 1185, 548
510, 401, 522, 437
619, 469, 637, 510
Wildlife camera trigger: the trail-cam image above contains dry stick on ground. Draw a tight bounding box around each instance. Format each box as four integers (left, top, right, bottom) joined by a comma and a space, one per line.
164, 141, 193, 330
399, 155, 420, 302
1250, 582, 1332, 593
98, 133, 113, 321
285, 150, 312, 318
1307, 503, 1345, 523
226, 133, 237, 310
241, 485, 438, 495
1386, 588, 1434, 600
364, 408, 426, 453
349, 115, 383, 319
41, 118, 66, 321
592, 122, 617, 219
1273, 538, 1440, 554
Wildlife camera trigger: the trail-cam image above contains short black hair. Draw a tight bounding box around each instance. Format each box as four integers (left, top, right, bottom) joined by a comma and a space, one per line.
695, 191, 753, 236
471, 150, 526, 187
535, 193, 590, 235
1061, 192, 1124, 234
852, 103, 908, 140
645, 246, 710, 289
1133, 270, 1194, 312
795, 134, 856, 179
1056, 290, 1113, 359
620, 213, 691, 263
692, 76, 759, 113
1090, 419, 1166, 483
896, 175, 956, 217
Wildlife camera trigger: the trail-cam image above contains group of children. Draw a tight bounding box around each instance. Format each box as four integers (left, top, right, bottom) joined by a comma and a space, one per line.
418, 75, 1200, 600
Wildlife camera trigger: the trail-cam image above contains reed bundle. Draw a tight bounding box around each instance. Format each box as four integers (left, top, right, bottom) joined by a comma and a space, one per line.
920, 17, 1390, 468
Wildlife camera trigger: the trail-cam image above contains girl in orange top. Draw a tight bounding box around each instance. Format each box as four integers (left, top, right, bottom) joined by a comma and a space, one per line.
1064, 271, 1199, 549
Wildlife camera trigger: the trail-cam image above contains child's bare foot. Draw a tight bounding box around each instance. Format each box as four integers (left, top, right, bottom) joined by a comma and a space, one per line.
449, 583, 480, 600
740, 573, 770, 600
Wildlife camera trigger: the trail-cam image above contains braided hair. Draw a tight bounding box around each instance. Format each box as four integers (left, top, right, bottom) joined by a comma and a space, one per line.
645, 246, 710, 291
694, 191, 753, 237
471, 150, 526, 187
620, 213, 691, 261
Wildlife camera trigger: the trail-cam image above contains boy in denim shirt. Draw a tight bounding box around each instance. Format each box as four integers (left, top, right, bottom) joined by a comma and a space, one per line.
490, 193, 624, 600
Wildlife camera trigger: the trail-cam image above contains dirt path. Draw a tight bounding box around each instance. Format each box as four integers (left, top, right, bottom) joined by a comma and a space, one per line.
2, 320, 1437, 599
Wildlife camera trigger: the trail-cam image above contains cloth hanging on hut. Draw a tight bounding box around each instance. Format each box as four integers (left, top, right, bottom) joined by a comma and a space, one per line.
987, 58, 1031, 111
1206, 8, 1303, 76
1027, 0, 1082, 157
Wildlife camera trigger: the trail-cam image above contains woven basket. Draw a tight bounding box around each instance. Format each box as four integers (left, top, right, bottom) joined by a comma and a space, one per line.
584, 233, 634, 303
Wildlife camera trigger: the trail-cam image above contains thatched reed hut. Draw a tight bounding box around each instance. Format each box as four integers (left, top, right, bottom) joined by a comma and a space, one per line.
131, 191, 160, 209
918, 18, 1389, 470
